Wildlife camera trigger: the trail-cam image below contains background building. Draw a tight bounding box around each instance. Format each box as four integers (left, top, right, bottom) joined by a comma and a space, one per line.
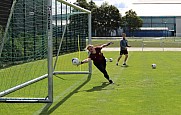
125, 0, 181, 37
127, 16, 176, 37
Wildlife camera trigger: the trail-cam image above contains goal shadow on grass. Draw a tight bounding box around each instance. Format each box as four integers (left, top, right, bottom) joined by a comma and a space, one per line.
39, 74, 91, 115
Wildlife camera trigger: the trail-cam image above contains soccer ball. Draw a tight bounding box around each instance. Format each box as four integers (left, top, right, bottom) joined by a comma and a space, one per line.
152, 64, 156, 69
109, 58, 113, 62
105, 58, 108, 62
72, 58, 80, 65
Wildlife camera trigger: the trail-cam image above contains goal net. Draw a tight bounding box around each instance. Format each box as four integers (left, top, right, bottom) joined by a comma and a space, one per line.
0, 0, 91, 103
52, 0, 91, 75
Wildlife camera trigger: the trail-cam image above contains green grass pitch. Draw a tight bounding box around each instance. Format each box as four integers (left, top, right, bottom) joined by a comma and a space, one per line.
0, 51, 181, 115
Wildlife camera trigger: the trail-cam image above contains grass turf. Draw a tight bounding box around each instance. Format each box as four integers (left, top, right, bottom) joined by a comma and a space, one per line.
0, 51, 181, 115
91, 38, 181, 48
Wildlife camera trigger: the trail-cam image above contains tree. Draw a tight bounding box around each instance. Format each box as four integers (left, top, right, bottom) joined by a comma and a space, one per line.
92, 2, 121, 36
74, 0, 89, 9
0, 25, 3, 40
74, 0, 122, 36
74, 0, 97, 10
88, 0, 97, 11
122, 9, 143, 36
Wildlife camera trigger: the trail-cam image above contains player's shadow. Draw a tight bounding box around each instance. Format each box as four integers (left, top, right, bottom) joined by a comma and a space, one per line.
121, 65, 129, 68
39, 74, 91, 115
85, 82, 110, 92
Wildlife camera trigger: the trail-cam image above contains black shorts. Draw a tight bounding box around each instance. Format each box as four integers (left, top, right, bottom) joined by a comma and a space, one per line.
120, 50, 128, 55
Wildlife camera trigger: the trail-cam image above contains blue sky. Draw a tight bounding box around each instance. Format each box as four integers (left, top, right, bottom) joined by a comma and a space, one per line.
62, 0, 181, 16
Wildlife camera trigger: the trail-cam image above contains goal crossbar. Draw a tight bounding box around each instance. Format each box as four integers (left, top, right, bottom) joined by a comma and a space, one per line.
57, 0, 91, 14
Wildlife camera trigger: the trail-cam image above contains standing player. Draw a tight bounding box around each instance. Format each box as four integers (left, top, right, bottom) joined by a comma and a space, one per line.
116, 33, 131, 66
78, 42, 114, 84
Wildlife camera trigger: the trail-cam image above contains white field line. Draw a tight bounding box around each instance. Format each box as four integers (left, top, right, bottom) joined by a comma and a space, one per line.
153, 37, 164, 39
102, 47, 181, 51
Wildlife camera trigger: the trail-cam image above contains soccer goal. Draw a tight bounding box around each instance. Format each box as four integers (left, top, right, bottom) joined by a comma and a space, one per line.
52, 0, 91, 75
0, 0, 91, 103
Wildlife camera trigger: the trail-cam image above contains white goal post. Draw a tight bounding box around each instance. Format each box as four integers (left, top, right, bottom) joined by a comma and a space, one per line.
0, 0, 91, 103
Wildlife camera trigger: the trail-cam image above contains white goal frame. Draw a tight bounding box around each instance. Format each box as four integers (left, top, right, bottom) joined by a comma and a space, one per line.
0, 0, 91, 103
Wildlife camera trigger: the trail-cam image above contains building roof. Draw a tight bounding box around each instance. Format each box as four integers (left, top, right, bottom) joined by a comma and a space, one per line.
121, 0, 181, 16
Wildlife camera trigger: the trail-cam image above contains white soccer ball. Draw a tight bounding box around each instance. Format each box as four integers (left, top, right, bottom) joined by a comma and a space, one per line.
152, 64, 156, 69
105, 58, 108, 62
109, 58, 113, 62
72, 58, 80, 65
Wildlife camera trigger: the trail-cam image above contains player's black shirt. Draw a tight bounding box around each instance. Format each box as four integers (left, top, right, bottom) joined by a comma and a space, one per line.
88, 47, 105, 64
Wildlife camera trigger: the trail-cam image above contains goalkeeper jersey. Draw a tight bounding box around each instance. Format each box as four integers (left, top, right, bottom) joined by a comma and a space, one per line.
88, 47, 106, 64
